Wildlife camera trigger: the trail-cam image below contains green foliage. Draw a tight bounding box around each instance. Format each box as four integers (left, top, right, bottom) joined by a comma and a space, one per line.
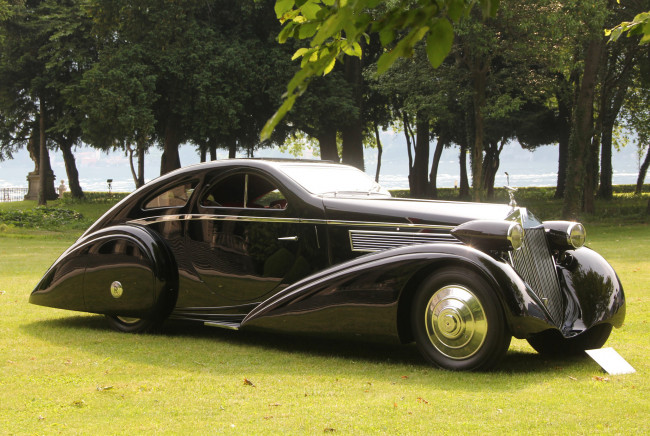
607, 10, 650, 44
0, 206, 83, 229
262, 0, 500, 140
58, 191, 129, 205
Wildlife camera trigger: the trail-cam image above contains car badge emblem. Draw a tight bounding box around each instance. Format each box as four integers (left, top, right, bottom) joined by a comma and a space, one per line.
110, 281, 123, 299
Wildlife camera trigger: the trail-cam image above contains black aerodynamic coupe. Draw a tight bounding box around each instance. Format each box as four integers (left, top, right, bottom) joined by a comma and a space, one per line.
30, 159, 625, 370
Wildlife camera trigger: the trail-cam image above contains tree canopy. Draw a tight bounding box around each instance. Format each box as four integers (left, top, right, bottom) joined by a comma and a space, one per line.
0, 0, 648, 217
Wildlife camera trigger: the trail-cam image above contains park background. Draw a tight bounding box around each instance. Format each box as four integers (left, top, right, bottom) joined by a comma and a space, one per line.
0, 136, 644, 192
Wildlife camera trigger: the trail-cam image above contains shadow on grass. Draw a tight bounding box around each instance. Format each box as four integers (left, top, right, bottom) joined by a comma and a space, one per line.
21, 314, 591, 384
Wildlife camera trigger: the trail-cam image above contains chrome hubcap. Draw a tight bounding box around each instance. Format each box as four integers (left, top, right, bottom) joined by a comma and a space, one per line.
116, 316, 141, 324
425, 285, 487, 359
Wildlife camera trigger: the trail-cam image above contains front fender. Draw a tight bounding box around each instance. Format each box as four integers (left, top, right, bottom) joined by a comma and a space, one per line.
30, 225, 178, 318
558, 247, 625, 332
241, 243, 555, 341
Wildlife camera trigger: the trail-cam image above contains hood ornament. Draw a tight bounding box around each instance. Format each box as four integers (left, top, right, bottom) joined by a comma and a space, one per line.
504, 172, 518, 208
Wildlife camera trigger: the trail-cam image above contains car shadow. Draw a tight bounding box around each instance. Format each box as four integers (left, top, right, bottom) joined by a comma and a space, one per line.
21, 314, 591, 380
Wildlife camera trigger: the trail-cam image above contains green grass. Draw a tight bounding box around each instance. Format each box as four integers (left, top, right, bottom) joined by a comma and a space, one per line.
1, 191, 649, 434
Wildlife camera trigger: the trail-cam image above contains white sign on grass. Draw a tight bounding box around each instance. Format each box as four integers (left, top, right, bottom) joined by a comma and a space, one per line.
585, 348, 636, 375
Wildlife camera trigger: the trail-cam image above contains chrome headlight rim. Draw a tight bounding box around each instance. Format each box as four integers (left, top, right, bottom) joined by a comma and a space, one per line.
507, 222, 524, 251
567, 222, 586, 249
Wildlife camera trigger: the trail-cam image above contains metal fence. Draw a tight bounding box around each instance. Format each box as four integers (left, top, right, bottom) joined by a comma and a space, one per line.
0, 187, 28, 202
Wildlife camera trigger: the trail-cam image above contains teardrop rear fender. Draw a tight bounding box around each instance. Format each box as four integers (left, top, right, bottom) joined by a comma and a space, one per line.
30, 225, 178, 318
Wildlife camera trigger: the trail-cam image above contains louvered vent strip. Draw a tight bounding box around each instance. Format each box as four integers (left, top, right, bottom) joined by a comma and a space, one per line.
349, 230, 459, 252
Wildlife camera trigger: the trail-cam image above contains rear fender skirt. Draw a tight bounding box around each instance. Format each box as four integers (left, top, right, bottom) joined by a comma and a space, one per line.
557, 247, 625, 332
30, 225, 178, 319
241, 243, 556, 341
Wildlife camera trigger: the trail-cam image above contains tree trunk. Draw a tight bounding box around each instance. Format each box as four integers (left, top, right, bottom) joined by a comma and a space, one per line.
583, 135, 599, 214
636, 147, 650, 194
160, 115, 181, 175
411, 112, 430, 198
38, 100, 47, 206
60, 141, 84, 199
471, 65, 487, 202
137, 145, 145, 187
341, 127, 364, 169
374, 123, 382, 183
341, 56, 364, 170
429, 139, 445, 199
554, 74, 574, 199
200, 145, 207, 163
598, 40, 635, 199
459, 142, 470, 200
128, 144, 139, 186
482, 140, 503, 200
402, 111, 415, 193
598, 117, 614, 199
317, 129, 339, 161
209, 140, 217, 161
562, 38, 603, 220
228, 139, 237, 158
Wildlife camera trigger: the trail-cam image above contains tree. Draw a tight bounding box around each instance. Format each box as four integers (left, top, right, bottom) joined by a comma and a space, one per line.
262, 0, 499, 142
0, 0, 60, 204
85, 0, 222, 175
609, 7, 650, 213
288, 72, 357, 161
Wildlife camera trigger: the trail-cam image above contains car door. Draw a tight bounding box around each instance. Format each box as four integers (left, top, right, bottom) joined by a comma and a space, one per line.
186, 169, 324, 305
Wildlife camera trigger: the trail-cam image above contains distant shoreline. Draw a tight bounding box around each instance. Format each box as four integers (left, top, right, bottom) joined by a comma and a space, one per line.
0, 135, 644, 191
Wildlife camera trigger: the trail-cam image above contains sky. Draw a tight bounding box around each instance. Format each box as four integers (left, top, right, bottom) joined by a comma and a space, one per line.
0, 129, 643, 192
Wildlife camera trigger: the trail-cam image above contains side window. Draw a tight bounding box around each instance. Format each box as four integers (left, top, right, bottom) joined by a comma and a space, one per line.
201, 173, 287, 210
144, 182, 196, 210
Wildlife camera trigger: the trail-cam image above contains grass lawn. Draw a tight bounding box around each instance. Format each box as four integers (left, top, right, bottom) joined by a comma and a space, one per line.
0, 194, 648, 434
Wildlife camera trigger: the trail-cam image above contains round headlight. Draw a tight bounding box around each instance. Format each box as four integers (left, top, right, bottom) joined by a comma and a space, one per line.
567, 222, 586, 248
507, 222, 524, 250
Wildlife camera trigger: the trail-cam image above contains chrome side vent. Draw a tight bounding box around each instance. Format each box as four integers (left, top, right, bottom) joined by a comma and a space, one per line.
510, 227, 564, 324
349, 230, 460, 252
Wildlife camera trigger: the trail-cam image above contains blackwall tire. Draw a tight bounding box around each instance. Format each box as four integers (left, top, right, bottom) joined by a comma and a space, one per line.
411, 267, 511, 371
105, 314, 161, 333
527, 324, 612, 356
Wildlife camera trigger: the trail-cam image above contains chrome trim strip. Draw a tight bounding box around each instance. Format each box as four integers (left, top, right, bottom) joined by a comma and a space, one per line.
204, 321, 240, 331
128, 214, 455, 231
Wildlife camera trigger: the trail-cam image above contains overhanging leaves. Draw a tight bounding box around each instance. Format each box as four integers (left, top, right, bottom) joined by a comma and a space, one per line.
262, 0, 500, 140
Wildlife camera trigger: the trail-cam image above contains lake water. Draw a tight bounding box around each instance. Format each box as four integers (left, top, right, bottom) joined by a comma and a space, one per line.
0, 130, 644, 192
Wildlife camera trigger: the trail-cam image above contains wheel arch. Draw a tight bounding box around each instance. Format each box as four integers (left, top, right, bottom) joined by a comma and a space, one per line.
86, 224, 180, 319
396, 254, 519, 345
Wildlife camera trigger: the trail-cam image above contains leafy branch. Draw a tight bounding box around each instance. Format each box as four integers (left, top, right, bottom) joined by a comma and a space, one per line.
261, 0, 499, 140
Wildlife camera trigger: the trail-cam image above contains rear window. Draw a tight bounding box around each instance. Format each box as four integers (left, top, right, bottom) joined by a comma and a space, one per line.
144, 182, 196, 210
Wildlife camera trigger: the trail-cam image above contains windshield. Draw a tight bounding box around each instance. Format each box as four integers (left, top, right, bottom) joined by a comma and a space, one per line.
279, 164, 391, 197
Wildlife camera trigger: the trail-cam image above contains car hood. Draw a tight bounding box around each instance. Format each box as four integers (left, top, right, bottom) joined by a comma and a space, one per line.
322, 196, 516, 227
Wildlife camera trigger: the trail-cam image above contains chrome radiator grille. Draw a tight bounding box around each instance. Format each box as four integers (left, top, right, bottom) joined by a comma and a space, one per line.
349, 230, 460, 252
510, 227, 564, 325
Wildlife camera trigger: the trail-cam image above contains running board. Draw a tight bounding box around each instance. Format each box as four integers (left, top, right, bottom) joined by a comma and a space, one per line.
204, 321, 240, 331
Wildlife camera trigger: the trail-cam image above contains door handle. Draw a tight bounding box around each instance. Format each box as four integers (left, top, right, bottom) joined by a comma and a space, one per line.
277, 236, 299, 241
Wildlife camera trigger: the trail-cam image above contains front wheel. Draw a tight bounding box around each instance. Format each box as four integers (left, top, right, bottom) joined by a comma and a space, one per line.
105, 315, 162, 333
411, 267, 511, 371
527, 324, 612, 356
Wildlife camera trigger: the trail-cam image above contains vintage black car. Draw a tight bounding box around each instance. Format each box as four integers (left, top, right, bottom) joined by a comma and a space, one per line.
30, 159, 625, 370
